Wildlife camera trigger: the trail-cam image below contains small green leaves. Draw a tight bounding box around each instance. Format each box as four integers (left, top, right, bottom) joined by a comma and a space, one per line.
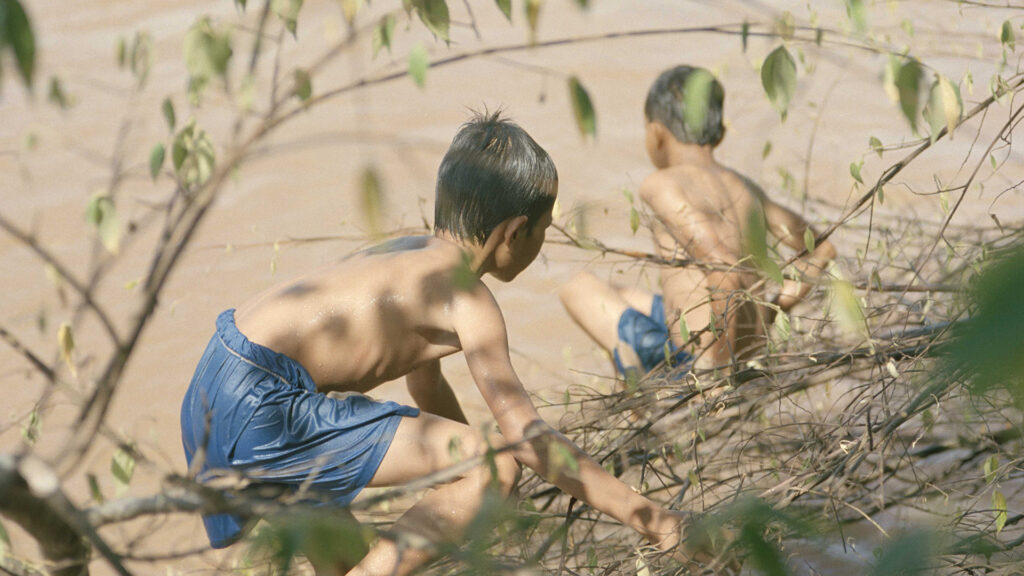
773, 309, 791, 343
629, 206, 639, 235
923, 74, 962, 142
983, 455, 998, 484
359, 164, 383, 236
184, 17, 233, 98
273, 0, 303, 38
128, 31, 153, 88
293, 68, 312, 101
568, 76, 596, 140
149, 143, 165, 180
339, 0, 363, 24
993, 490, 1007, 534
761, 45, 797, 119
678, 315, 690, 344
741, 21, 749, 52
172, 120, 216, 190
850, 160, 864, 184
406, 0, 450, 42
57, 321, 75, 372
162, 97, 176, 131
495, 0, 512, 22
845, 0, 867, 33
526, 0, 542, 42
683, 68, 715, 139
803, 228, 816, 253
86, 194, 121, 254
47, 77, 72, 109
87, 473, 105, 503
831, 278, 868, 341
21, 408, 40, 445
1000, 20, 1015, 52
745, 207, 783, 284
894, 58, 923, 132
547, 442, 579, 481
869, 136, 883, 157
372, 15, 396, 57
0, 0, 36, 90
408, 43, 428, 88
111, 447, 136, 496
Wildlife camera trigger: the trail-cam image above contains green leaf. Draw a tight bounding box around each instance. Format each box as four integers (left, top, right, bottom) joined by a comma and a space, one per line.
762, 140, 772, 159
868, 530, 939, 576
682, 68, 715, 139
272, 0, 303, 38
183, 17, 233, 94
803, 228, 815, 252
869, 136, 883, 157
371, 14, 396, 57
149, 143, 165, 180
1001, 20, 1015, 51
57, 321, 74, 368
895, 58, 923, 131
116, 37, 127, 68
293, 68, 312, 101
87, 473, 105, 503
761, 45, 797, 119
831, 278, 868, 340
741, 20, 749, 52
339, 0, 363, 23
111, 447, 136, 495
409, 0, 449, 42
408, 43, 428, 88
162, 97, 176, 131
568, 76, 596, 139
629, 206, 639, 235
773, 309, 790, 342
495, 0, 511, 22
983, 455, 998, 484
745, 207, 783, 284
678, 315, 690, 344
525, 0, 542, 42
21, 408, 40, 445
129, 32, 153, 88
46, 77, 72, 109
845, 0, 867, 33
850, 160, 863, 184
994, 490, 1007, 533
360, 165, 383, 235
923, 75, 962, 142
86, 194, 120, 254
549, 442, 579, 478
1, 0, 36, 88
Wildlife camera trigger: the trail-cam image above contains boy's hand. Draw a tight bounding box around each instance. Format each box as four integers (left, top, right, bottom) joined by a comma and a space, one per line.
652, 510, 741, 574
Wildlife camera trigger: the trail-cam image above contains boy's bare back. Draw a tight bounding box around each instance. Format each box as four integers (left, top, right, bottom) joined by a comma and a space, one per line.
235, 237, 471, 393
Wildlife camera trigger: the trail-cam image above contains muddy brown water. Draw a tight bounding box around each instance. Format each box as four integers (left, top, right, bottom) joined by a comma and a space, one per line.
2, 1, 1022, 574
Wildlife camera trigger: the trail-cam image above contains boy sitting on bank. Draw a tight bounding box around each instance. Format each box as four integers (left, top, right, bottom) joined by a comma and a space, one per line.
181, 111, 691, 576
561, 65, 836, 377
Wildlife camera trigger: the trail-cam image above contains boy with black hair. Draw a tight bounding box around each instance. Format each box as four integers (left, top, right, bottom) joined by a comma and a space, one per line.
561, 65, 836, 375
182, 111, 690, 576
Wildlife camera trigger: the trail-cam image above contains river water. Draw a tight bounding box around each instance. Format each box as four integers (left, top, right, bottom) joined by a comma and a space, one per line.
1, 0, 1021, 574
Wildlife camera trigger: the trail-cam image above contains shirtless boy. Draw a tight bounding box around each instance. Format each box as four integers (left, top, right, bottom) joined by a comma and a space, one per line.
181, 112, 689, 575
561, 65, 836, 375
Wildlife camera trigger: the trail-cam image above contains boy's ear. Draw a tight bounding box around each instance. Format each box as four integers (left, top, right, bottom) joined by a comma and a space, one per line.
503, 215, 530, 244
649, 121, 670, 148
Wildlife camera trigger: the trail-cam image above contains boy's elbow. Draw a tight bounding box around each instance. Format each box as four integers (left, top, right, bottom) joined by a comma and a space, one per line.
817, 239, 837, 263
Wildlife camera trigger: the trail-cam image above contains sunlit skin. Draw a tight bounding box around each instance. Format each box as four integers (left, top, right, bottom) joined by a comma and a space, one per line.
234, 189, 688, 576
562, 120, 837, 370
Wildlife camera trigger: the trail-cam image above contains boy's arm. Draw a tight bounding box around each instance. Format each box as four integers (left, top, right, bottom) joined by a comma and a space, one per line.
406, 360, 469, 424
451, 284, 684, 548
761, 199, 837, 312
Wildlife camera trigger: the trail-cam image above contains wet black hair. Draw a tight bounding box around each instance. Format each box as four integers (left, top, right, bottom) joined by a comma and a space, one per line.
434, 110, 557, 244
644, 65, 725, 147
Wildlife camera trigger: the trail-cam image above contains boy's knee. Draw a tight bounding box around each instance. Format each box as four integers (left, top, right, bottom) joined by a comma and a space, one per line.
559, 271, 597, 306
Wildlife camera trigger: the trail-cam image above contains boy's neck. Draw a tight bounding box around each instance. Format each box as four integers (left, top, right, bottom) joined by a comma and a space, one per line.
662, 140, 716, 168
433, 231, 491, 277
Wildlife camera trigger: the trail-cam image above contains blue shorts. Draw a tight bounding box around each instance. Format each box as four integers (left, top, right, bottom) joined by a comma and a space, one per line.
614, 295, 693, 376
180, 310, 419, 548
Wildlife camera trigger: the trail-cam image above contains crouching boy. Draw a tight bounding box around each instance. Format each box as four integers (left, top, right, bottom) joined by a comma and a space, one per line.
182, 111, 691, 575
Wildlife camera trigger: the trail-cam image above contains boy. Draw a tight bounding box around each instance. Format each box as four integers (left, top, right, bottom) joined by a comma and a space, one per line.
561, 65, 836, 375
181, 111, 690, 576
